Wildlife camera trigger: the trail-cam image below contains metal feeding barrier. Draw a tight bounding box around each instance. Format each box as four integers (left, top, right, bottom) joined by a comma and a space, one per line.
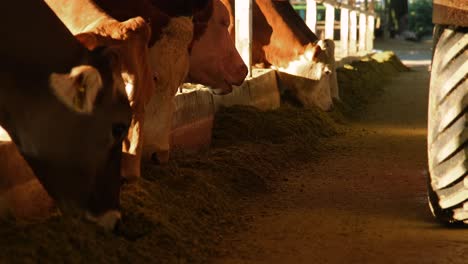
235, 0, 378, 76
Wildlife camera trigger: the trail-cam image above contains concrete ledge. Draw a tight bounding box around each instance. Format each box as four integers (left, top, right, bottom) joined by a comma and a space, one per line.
171, 89, 215, 152
213, 69, 280, 111
277, 71, 333, 111
247, 69, 280, 111
212, 82, 251, 111
170, 69, 279, 153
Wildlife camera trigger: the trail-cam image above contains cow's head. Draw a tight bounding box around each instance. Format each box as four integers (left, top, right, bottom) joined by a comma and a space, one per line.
314, 39, 335, 75
188, 0, 248, 95
3, 47, 131, 230
277, 39, 335, 80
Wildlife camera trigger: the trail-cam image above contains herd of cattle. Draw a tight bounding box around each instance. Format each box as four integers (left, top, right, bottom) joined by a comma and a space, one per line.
0, 0, 336, 230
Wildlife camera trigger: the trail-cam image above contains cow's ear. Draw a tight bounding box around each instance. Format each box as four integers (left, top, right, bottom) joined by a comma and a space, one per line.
304, 44, 322, 62
49, 65, 103, 114
75, 32, 99, 50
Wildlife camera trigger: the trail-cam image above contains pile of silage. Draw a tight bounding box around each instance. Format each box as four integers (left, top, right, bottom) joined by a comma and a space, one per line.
336, 51, 409, 116
0, 104, 340, 263
0, 51, 404, 263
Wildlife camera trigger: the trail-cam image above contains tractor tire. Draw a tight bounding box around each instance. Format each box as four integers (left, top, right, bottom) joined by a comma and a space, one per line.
427, 25, 468, 224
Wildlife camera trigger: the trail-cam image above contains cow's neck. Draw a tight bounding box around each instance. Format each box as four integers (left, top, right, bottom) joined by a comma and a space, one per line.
192, 0, 214, 41
0, 73, 54, 144
148, 16, 193, 92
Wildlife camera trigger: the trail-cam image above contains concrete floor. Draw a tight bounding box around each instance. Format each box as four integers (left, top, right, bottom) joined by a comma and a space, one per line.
210, 40, 468, 264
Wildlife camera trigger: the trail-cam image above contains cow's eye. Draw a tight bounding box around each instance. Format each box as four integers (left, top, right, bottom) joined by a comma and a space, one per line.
112, 123, 129, 141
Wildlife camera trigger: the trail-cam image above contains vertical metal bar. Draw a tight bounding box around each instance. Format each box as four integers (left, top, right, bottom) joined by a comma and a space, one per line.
306, 0, 317, 33
359, 12, 367, 52
367, 15, 375, 52
235, 0, 252, 77
340, 7, 350, 56
349, 10, 357, 55
324, 3, 335, 39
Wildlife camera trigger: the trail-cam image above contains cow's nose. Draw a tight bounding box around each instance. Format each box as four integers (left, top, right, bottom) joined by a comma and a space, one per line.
228, 63, 248, 86
238, 63, 248, 79
86, 210, 122, 231
236, 63, 249, 80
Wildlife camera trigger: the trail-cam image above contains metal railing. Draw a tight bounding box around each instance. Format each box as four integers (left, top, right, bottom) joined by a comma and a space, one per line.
234, 0, 377, 76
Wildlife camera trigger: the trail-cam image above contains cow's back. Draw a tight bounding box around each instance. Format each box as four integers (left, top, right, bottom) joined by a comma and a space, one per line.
271, 0, 318, 45
0, 1, 84, 73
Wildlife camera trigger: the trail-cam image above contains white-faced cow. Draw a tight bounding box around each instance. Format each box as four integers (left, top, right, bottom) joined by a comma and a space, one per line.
221, 0, 338, 109
95, 0, 247, 165
89, 0, 207, 171
0, 1, 132, 230
143, 0, 248, 164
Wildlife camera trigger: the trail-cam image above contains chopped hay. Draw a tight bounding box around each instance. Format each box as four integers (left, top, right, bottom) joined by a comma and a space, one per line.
0, 51, 402, 263
337, 51, 409, 116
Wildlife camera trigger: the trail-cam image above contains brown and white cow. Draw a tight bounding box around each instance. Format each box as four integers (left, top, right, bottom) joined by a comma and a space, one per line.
148, 0, 248, 94
221, 0, 338, 109
221, 0, 333, 75
91, 0, 205, 166
143, 0, 248, 163
0, 1, 132, 229
45, 0, 155, 181
95, 0, 247, 164
71, 0, 246, 166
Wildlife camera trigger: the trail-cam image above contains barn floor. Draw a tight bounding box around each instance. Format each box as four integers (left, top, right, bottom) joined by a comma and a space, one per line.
0, 50, 407, 263
212, 41, 457, 264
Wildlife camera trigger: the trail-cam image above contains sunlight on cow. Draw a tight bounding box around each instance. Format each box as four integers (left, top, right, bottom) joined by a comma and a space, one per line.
0, 0, 135, 230
143, 16, 194, 164
273, 44, 332, 81
46, 0, 155, 182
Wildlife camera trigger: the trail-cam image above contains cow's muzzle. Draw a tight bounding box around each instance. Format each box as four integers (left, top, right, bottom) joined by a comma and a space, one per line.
86, 210, 122, 231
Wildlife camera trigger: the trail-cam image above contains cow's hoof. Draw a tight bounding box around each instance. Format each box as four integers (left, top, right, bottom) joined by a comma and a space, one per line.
86, 210, 121, 231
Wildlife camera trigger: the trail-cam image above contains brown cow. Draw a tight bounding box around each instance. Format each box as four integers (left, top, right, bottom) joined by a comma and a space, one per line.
45, 0, 155, 181
0, 1, 132, 230
188, 0, 248, 95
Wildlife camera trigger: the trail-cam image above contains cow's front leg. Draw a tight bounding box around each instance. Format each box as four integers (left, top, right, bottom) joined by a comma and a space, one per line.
121, 106, 144, 182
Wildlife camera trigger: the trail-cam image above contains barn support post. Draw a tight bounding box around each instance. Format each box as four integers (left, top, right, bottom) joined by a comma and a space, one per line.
235, 0, 252, 77
358, 12, 367, 53
367, 15, 375, 52
340, 5, 350, 56
306, 0, 317, 33
365, 0, 375, 52
324, 2, 335, 40
349, 9, 357, 55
